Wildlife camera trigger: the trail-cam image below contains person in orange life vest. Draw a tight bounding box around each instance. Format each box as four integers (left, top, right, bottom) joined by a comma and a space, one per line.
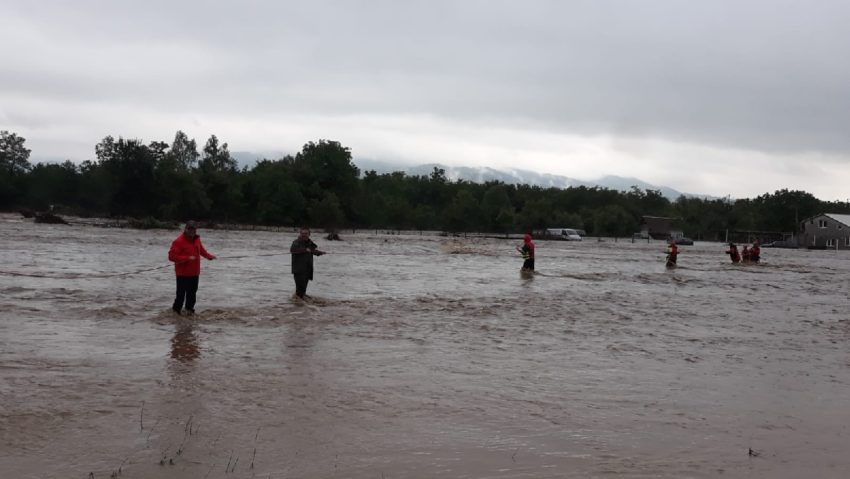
750, 240, 761, 263
742, 245, 751, 263
168, 221, 216, 315
516, 233, 535, 271
726, 243, 741, 263
666, 238, 679, 268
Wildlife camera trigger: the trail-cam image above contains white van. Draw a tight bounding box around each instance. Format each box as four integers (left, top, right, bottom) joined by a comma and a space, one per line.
545, 228, 582, 241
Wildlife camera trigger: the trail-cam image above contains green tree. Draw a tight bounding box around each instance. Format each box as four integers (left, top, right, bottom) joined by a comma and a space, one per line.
0, 131, 32, 208
199, 135, 237, 173
625, 187, 671, 216
155, 159, 210, 220
309, 192, 345, 228
481, 183, 513, 230
75, 160, 112, 214
552, 211, 583, 229
198, 135, 240, 220
95, 136, 158, 217
294, 140, 360, 217
25, 161, 79, 211
591, 204, 637, 237
385, 196, 414, 230
244, 159, 306, 225
169, 130, 199, 170
0, 130, 32, 175
429, 166, 447, 183
493, 208, 517, 234
443, 189, 480, 232
411, 204, 437, 231
517, 198, 552, 233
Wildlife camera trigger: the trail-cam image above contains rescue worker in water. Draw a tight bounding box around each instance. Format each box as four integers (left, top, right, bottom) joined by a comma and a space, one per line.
516, 233, 535, 272
750, 240, 761, 263
666, 238, 679, 268
290, 227, 325, 299
726, 243, 741, 264
168, 221, 216, 315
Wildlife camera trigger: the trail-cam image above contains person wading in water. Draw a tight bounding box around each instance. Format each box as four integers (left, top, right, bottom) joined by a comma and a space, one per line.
516, 233, 535, 273
750, 240, 761, 263
168, 221, 216, 315
290, 227, 325, 300
726, 243, 741, 264
666, 238, 679, 268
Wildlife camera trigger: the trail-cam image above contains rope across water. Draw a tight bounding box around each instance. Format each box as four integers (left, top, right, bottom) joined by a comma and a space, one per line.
0, 252, 290, 279
0, 250, 472, 280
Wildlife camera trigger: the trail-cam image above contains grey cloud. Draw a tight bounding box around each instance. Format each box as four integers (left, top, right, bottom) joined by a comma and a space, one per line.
4, 0, 850, 158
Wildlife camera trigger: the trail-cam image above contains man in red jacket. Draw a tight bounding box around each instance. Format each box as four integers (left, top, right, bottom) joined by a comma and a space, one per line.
726, 243, 741, 264
750, 240, 761, 263
168, 221, 216, 315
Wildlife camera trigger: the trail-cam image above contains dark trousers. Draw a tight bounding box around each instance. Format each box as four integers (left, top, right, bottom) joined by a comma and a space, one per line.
293, 273, 310, 298
173, 276, 199, 312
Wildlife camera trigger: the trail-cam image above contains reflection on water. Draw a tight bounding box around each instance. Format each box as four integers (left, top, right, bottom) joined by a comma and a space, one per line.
2, 214, 850, 478
170, 322, 200, 363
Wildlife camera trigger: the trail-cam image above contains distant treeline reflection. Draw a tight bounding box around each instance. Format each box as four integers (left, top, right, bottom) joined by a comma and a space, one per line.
1, 130, 848, 239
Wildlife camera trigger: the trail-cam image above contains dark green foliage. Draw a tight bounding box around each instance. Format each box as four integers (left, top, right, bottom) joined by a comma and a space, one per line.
5, 130, 848, 235
244, 159, 305, 225
0, 130, 33, 208
481, 184, 513, 231
95, 136, 159, 217
25, 161, 79, 211
169, 131, 199, 170
309, 192, 345, 228
592, 205, 637, 237
444, 189, 481, 232
0, 130, 32, 176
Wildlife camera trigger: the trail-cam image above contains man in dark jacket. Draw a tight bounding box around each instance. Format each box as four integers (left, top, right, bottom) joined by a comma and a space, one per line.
168, 221, 216, 314
290, 228, 325, 299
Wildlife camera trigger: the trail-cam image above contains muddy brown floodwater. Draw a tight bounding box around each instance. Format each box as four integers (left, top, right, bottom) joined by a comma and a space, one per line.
2, 213, 850, 478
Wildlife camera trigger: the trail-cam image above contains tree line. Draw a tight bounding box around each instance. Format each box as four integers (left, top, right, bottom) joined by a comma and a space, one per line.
2, 129, 848, 238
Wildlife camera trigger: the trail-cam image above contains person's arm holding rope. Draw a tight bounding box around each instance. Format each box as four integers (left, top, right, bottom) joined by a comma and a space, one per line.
198, 239, 217, 260
290, 240, 325, 256
290, 228, 323, 300
309, 239, 325, 256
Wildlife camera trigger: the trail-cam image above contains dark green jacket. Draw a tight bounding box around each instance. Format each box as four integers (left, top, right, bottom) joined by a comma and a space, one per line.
290, 238, 318, 277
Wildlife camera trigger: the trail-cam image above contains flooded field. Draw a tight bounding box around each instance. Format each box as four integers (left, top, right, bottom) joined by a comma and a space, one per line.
2, 213, 850, 478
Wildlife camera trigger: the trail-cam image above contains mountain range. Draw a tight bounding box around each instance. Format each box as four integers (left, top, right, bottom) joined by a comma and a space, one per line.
231, 152, 702, 200
355, 160, 698, 200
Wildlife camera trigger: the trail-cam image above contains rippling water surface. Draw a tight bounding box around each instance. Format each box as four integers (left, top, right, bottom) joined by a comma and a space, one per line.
2, 213, 850, 478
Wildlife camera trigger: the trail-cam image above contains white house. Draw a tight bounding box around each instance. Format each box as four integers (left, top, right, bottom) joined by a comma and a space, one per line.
799, 213, 850, 249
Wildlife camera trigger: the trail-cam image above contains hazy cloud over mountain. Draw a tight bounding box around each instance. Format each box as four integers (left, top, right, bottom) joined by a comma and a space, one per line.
353, 159, 696, 200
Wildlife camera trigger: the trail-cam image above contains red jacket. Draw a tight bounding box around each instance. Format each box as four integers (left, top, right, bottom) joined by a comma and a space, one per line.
522, 234, 535, 259
667, 244, 678, 257
168, 233, 214, 277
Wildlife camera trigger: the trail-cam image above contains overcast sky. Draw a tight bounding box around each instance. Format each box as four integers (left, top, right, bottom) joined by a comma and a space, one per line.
2, 0, 849, 199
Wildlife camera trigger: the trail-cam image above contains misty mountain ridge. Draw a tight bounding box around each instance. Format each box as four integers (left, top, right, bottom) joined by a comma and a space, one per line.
356, 159, 701, 200
231, 153, 703, 200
